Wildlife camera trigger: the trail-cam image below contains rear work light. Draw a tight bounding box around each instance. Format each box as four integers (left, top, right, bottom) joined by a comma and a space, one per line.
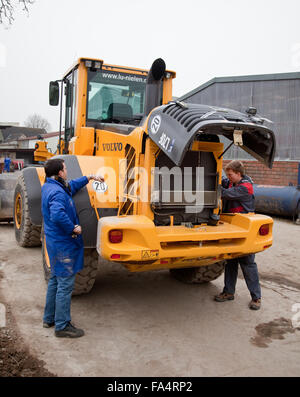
259, 224, 270, 236
109, 230, 123, 243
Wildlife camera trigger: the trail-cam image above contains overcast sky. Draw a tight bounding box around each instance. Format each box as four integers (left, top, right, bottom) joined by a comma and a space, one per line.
1, 0, 300, 131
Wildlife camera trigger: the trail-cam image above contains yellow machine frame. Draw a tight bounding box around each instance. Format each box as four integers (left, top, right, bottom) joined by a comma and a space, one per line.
34, 57, 273, 273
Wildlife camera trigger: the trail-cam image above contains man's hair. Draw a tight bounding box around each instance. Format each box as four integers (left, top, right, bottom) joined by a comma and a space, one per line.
44, 158, 65, 178
225, 160, 245, 176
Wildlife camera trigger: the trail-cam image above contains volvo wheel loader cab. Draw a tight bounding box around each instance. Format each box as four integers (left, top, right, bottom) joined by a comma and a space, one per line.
12, 57, 275, 294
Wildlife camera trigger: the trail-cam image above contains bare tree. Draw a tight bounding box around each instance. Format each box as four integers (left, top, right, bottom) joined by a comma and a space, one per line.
25, 113, 51, 132
0, 0, 34, 25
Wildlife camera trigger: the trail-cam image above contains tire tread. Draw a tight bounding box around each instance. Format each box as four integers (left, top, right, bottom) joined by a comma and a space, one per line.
170, 261, 226, 284
14, 174, 41, 247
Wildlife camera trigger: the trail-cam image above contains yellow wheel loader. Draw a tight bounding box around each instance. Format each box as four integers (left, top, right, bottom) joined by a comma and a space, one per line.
10, 57, 275, 294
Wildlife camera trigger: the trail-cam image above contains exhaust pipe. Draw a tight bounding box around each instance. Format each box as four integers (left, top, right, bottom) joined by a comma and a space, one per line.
144, 58, 166, 117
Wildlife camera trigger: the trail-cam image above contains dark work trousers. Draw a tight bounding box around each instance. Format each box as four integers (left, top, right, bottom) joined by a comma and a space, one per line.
222, 254, 262, 300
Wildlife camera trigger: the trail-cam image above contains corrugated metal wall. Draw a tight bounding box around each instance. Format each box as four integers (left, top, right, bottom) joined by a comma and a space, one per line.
183, 79, 300, 160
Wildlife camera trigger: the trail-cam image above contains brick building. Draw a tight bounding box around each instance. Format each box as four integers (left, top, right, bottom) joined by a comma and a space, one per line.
179, 72, 300, 186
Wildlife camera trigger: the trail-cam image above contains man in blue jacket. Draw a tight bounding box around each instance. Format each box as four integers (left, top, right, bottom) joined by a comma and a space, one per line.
42, 158, 104, 337
3, 157, 11, 172
214, 160, 262, 310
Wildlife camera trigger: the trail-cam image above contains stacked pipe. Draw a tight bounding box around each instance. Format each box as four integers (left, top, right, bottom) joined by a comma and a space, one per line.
254, 162, 300, 224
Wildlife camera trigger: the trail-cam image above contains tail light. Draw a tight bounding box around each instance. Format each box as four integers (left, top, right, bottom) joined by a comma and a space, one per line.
109, 230, 123, 243
111, 254, 121, 259
259, 224, 269, 236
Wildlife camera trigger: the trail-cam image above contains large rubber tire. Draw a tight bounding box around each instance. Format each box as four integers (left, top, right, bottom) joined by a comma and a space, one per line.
169, 261, 226, 284
42, 229, 99, 296
13, 174, 41, 247
73, 249, 99, 295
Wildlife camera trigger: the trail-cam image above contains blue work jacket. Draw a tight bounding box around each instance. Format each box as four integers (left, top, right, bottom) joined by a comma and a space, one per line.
4, 157, 11, 172
41, 176, 89, 277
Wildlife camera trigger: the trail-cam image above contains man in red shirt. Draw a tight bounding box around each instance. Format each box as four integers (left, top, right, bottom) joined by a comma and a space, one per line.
214, 160, 262, 310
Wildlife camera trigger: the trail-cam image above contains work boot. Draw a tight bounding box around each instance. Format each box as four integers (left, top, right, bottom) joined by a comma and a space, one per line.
55, 322, 85, 338
43, 321, 55, 328
214, 292, 234, 302
249, 298, 261, 310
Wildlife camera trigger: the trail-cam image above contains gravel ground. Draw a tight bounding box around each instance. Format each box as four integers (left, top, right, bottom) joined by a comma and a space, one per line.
0, 297, 54, 377
0, 217, 299, 377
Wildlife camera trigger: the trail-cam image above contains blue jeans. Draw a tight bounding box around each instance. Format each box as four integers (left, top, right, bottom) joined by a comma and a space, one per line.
223, 254, 261, 300
43, 273, 76, 331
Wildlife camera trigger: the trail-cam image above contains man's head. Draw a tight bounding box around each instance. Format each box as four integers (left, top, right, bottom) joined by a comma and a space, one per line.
225, 160, 245, 184
44, 158, 67, 180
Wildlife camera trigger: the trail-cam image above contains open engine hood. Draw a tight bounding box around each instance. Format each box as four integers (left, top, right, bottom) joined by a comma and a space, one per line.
146, 102, 276, 168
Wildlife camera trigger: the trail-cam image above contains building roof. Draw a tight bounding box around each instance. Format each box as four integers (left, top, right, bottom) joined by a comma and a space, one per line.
179, 71, 300, 101
0, 122, 20, 127
18, 131, 59, 141
0, 126, 47, 143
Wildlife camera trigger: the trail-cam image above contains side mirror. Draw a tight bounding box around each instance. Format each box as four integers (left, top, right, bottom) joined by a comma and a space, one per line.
150, 58, 166, 81
49, 81, 59, 106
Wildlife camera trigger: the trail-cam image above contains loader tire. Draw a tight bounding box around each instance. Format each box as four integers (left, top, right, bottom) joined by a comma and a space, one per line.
13, 174, 41, 247
73, 249, 99, 295
42, 227, 99, 296
169, 261, 226, 284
